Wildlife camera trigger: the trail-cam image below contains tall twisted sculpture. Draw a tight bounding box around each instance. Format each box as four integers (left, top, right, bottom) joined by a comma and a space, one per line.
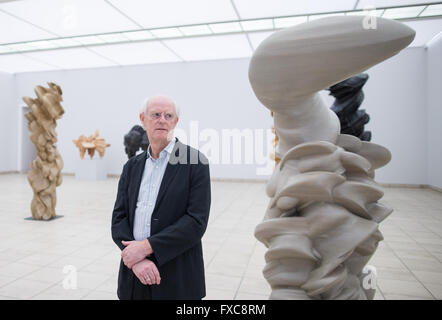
328, 73, 372, 141
249, 16, 415, 299
23, 82, 65, 220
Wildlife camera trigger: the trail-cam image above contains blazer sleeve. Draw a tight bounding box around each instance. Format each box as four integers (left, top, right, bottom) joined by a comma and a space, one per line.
148, 156, 211, 267
111, 162, 134, 251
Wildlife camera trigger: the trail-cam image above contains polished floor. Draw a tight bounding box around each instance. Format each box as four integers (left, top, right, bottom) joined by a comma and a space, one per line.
0, 173, 441, 300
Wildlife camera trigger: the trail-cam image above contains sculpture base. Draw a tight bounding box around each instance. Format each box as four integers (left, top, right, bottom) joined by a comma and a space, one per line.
75, 158, 107, 180
24, 215, 64, 221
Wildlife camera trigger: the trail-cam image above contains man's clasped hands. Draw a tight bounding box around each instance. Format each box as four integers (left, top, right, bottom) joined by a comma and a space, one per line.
121, 239, 161, 285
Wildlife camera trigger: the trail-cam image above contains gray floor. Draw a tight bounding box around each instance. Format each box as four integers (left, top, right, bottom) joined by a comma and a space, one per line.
0, 173, 441, 300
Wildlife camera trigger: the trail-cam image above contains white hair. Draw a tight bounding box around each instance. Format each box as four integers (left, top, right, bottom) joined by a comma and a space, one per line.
140, 96, 180, 118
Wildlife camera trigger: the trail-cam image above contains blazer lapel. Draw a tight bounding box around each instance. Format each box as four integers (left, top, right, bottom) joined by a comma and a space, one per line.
153, 139, 184, 214
128, 151, 147, 228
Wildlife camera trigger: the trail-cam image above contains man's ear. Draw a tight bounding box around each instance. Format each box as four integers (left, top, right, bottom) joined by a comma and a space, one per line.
140, 113, 149, 133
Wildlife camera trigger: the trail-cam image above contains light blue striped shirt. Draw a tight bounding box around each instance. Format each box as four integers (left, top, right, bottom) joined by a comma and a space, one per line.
133, 138, 176, 241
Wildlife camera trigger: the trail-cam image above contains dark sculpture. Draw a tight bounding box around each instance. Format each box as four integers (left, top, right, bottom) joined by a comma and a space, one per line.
328, 73, 371, 141
124, 125, 149, 158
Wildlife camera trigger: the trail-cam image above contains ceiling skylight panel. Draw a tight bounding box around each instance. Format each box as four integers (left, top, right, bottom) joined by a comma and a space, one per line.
150, 27, 183, 39
121, 30, 154, 41
24, 47, 117, 70
0, 0, 139, 37
0, 10, 55, 44
420, 4, 442, 17
97, 33, 130, 44
163, 34, 252, 61
0, 46, 13, 54
274, 16, 308, 29
383, 6, 426, 19
356, 1, 441, 10
28, 40, 59, 50
74, 35, 106, 45
4, 43, 36, 52
308, 12, 346, 21
240, 19, 274, 31
47, 38, 81, 48
179, 25, 212, 36
208, 22, 242, 34
233, 0, 356, 19
346, 9, 384, 17
107, 0, 238, 29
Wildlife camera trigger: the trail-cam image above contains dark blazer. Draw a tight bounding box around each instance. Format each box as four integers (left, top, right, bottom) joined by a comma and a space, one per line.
111, 138, 211, 300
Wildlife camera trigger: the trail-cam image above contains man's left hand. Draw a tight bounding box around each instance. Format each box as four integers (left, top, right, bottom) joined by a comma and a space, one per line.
121, 239, 153, 269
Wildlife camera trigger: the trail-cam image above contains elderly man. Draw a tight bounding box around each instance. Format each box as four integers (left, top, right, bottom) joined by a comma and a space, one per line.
111, 95, 211, 300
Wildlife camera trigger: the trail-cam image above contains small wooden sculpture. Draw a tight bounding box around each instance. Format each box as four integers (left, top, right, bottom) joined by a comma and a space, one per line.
73, 130, 111, 159
270, 112, 281, 166
23, 82, 64, 220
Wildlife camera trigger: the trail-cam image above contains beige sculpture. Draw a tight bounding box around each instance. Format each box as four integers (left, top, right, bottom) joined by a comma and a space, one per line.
23, 82, 64, 220
270, 112, 281, 166
73, 130, 111, 159
249, 16, 415, 299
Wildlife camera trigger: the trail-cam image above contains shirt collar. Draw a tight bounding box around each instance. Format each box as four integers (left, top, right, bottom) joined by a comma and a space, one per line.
147, 137, 176, 159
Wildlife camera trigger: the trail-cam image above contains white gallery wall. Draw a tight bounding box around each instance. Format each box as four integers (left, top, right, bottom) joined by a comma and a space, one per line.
12, 58, 273, 180
426, 33, 442, 189
320, 48, 428, 185
0, 71, 17, 172
1, 44, 440, 185
346, 47, 428, 185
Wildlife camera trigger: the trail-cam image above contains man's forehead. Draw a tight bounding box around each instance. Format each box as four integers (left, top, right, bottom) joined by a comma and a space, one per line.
148, 98, 175, 111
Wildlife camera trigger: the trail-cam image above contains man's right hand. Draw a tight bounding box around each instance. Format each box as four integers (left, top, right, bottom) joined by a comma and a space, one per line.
132, 259, 161, 286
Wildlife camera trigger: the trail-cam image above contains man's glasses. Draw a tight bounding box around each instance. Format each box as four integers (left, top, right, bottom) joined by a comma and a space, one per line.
147, 112, 176, 121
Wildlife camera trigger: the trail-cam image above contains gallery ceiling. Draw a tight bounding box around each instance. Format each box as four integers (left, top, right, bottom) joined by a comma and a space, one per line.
0, 0, 441, 73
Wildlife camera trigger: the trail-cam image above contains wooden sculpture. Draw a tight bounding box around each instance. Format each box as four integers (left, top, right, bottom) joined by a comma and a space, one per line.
73, 130, 110, 159
270, 112, 281, 166
249, 17, 415, 299
23, 82, 64, 220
